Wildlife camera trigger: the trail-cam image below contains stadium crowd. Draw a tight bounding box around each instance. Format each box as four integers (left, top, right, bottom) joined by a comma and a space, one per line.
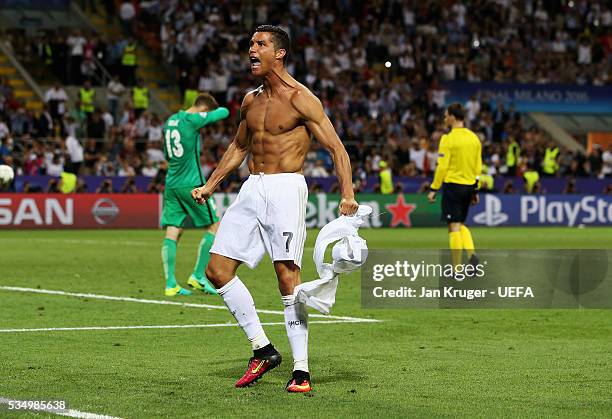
1, 0, 611, 193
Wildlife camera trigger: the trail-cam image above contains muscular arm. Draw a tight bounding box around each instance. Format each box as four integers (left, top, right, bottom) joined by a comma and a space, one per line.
205, 118, 249, 191
192, 96, 252, 203
292, 90, 355, 206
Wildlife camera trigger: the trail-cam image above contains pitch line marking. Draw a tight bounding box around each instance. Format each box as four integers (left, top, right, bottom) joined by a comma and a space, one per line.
0, 397, 122, 419
0, 237, 153, 247
0, 286, 381, 323
0, 320, 374, 334
0, 237, 317, 252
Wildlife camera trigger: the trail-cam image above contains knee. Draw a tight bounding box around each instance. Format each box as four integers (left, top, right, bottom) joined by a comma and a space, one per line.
276, 265, 300, 295
207, 222, 219, 234
205, 263, 232, 288
448, 223, 461, 233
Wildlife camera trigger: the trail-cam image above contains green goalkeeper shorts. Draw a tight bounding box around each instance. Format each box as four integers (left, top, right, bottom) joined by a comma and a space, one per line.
161, 186, 219, 228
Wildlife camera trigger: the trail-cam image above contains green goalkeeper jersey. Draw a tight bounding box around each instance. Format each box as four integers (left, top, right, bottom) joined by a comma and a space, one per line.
162, 107, 229, 189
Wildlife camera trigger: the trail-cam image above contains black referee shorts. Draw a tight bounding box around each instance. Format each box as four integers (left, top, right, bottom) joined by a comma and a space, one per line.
441, 182, 476, 223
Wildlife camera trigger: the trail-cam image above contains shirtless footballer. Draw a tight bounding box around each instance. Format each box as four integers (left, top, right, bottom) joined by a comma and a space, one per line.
191, 25, 358, 393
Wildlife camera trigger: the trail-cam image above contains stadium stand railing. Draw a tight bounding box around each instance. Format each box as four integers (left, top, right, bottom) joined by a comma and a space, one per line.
0, 41, 44, 111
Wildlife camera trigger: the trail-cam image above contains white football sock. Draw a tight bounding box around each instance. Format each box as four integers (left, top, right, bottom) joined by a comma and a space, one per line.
218, 276, 270, 350
282, 295, 309, 372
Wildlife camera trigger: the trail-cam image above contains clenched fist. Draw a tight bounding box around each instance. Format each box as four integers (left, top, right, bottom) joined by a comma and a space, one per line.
339, 197, 359, 216
191, 186, 212, 204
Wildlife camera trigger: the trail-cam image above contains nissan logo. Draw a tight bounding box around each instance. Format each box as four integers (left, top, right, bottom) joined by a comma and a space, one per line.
92, 198, 120, 225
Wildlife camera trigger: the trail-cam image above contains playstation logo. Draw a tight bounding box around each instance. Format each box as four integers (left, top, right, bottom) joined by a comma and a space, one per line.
473, 194, 509, 226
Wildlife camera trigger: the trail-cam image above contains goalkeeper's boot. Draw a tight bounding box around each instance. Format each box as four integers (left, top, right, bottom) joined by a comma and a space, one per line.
187, 275, 218, 295
164, 285, 193, 296
286, 370, 312, 393
235, 345, 282, 387
466, 253, 480, 278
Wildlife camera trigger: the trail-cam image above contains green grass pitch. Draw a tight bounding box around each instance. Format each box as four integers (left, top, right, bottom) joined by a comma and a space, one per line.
1, 227, 611, 418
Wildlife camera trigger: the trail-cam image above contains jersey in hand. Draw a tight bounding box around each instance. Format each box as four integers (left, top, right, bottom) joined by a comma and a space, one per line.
162, 108, 229, 189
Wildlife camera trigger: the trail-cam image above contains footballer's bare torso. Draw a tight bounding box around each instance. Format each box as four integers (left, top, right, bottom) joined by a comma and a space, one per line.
243, 82, 312, 174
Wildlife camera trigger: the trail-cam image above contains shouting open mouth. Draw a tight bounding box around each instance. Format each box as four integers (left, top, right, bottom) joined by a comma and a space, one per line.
250, 56, 261, 71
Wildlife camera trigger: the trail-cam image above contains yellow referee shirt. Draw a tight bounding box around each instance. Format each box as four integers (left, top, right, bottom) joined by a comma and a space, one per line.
431, 127, 482, 190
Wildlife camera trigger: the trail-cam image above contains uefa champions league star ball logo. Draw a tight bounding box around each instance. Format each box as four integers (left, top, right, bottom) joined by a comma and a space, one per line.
91, 198, 120, 225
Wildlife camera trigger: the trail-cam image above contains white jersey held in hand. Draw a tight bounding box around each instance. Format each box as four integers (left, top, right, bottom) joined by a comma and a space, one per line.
293, 205, 372, 314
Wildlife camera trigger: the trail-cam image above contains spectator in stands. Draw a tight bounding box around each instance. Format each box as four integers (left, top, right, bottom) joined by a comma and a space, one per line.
10, 107, 31, 137
0, 137, 12, 168
44, 83, 69, 122
601, 145, 612, 178
409, 140, 425, 174
35, 105, 53, 139
119, 1, 136, 36
79, 80, 96, 122
65, 134, 84, 175
379, 160, 393, 194
47, 178, 59, 193
564, 178, 578, 194
87, 110, 106, 140
542, 141, 561, 177
107, 75, 125, 124
503, 180, 517, 194
132, 79, 149, 117
48, 33, 68, 84
120, 37, 137, 86
464, 95, 480, 128
523, 163, 541, 194
58, 170, 77, 194
120, 176, 138, 193
588, 145, 604, 175
0, 120, 8, 141
24, 142, 45, 176
141, 159, 158, 177
63, 113, 83, 139
147, 114, 162, 143
46, 154, 64, 177
96, 178, 114, 193
101, 107, 114, 133
80, 55, 97, 84
84, 139, 101, 173
67, 29, 86, 85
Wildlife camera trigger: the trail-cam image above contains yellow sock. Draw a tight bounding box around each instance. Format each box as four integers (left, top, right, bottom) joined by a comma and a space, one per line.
449, 231, 463, 267
460, 226, 475, 258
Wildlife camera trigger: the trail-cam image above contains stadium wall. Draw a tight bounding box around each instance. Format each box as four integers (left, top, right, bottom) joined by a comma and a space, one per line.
1, 193, 610, 229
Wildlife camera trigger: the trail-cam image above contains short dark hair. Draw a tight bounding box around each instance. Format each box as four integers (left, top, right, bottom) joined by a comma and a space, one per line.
194, 92, 218, 109
254, 25, 291, 64
446, 102, 465, 121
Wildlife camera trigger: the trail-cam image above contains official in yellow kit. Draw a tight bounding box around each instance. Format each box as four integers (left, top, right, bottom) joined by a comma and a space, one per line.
428, 103, 482, 267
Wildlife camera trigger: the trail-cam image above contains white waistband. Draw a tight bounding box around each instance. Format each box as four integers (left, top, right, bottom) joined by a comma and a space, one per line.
249, 173, 305, 180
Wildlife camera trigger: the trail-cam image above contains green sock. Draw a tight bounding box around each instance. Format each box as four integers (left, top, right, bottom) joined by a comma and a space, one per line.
192, 232, 215, 281
162, 238, 177, 289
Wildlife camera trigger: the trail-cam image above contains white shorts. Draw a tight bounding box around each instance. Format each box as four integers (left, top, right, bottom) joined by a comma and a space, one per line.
211, 173, 308, 269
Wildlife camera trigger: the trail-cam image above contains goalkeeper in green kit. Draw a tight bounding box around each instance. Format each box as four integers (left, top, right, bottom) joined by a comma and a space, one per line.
161, 92, 229, 296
